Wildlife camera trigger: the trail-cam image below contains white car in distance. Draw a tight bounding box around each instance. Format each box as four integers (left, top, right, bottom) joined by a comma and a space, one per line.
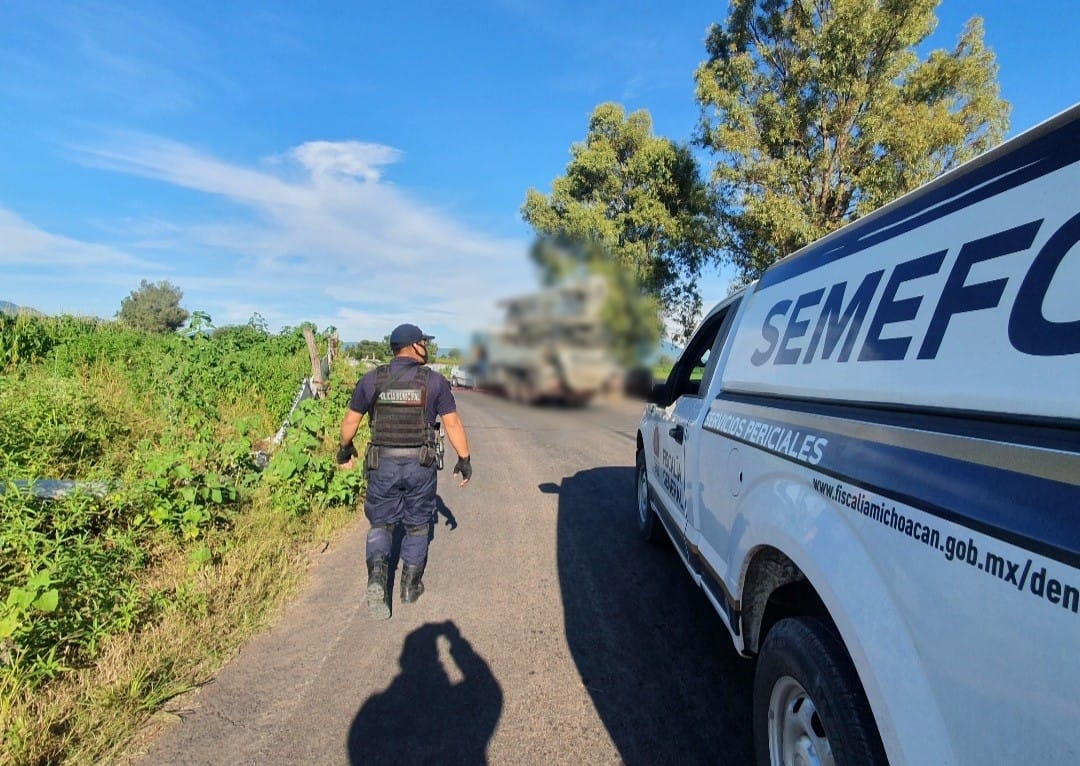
449, 365, 477, 389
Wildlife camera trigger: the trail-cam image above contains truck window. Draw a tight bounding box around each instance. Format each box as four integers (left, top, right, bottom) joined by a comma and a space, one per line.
664, 300, 740, 400
690, 350, 709, 382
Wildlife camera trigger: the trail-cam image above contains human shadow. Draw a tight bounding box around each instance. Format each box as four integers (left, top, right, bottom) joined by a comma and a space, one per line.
434, 493, 457, 532
382, 496, 457, 605
347, 621, 502, 765
552, 467, 755, 765
383, 494, 457, 595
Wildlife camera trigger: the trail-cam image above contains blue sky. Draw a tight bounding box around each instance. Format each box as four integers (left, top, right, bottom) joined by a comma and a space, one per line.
1, 1, 1077, 348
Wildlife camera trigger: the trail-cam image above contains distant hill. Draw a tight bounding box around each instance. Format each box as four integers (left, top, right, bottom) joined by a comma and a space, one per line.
0, 300, 45, 317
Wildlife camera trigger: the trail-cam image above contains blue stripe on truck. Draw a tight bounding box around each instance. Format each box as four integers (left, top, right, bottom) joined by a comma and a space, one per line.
703, 399, 1080, 570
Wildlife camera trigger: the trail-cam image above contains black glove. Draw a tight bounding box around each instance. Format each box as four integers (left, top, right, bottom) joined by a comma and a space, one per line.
453, 455, 472, 481
337, 442, 358, 464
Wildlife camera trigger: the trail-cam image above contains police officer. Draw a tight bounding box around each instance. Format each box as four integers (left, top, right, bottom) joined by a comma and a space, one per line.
337, 323, 473, 620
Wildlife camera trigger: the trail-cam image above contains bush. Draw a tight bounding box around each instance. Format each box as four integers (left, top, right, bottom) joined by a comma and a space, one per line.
116, 280, 189, 334
0, 317, 364, 763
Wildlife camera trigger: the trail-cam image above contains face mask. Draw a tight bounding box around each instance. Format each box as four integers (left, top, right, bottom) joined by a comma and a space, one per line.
415, 342, 428, 363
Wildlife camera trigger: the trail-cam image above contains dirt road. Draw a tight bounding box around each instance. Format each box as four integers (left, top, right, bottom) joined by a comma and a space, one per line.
131, 391, 754, 765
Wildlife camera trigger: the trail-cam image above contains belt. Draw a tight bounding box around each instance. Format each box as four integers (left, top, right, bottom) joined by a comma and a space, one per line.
375, 446, 423, 458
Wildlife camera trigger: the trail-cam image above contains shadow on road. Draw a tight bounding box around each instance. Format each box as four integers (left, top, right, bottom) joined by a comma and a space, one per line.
550, 467, 755, 766
434, 493, 458, 532
383, 494, 458, 595
348, 621, 502, 764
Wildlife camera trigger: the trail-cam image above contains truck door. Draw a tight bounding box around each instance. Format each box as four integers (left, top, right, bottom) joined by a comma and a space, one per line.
650, 306, 739, 550
678, 297, 743, 596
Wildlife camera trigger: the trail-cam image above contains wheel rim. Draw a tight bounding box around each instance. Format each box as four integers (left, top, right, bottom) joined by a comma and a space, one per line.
636, 460, 649, 526
768, 675, 835, 766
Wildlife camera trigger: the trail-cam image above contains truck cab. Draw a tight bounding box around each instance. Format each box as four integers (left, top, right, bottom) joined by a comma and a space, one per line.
636, 104, 1080, 766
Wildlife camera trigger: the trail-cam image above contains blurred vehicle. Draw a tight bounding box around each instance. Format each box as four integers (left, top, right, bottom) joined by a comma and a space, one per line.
449, 365, 476, 388
473, 277, 618, 405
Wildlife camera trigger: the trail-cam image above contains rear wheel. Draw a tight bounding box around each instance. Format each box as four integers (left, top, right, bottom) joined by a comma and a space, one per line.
754, 618, 887, 766
506, 374, 533, 404
635, 449, 661, 542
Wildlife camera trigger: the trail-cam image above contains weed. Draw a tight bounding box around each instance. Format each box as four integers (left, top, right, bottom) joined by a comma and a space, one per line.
0, 316, 364, 764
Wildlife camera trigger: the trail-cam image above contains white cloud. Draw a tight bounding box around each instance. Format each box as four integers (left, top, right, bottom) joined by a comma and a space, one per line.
64, 134, 536, 344
290, 141, 403, 182
0, 207, 176, 318
0, 206, 152, 269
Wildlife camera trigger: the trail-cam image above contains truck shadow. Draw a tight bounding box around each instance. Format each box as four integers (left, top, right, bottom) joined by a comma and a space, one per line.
546, 467, 755, 766
347, 620, 503, 764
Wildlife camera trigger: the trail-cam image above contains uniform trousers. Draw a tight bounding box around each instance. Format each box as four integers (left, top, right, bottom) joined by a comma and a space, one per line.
364, 456, 437, 566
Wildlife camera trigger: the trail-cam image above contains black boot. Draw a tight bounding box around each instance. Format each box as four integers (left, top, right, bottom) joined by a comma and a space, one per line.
366, 557, 391, 620
400, 562, 426, 604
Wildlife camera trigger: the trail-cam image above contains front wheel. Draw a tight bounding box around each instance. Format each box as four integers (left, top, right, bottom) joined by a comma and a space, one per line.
753, 617, 887, 766
635, 449, 661, 543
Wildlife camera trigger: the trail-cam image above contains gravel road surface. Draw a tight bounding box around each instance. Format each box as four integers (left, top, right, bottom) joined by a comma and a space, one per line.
129, 391, 754, 765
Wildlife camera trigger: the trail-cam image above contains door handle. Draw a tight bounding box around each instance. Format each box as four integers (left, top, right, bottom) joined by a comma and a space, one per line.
669, 425, 685, 444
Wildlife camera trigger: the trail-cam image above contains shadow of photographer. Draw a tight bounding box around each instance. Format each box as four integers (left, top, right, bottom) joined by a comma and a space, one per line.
348, 621, 502, 764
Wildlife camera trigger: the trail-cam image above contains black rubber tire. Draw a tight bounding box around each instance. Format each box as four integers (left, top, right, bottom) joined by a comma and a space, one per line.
753, 617, 888, 766
635, 449, 662, 543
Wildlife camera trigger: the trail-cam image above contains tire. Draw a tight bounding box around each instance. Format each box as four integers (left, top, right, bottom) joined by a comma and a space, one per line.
753, 617, 888, 766
635, 449, 662, 543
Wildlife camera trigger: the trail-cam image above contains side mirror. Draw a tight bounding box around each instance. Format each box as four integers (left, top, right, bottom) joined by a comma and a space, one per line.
647, 381, 669, 406
622, 367, 655, 400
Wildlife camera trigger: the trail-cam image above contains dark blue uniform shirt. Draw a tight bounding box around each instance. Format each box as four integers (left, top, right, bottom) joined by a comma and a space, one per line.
348, 358, 456, 426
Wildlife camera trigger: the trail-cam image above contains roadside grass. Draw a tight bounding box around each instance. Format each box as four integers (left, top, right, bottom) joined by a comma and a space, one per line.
3, 495, 358, 765
0, 317, 365, 765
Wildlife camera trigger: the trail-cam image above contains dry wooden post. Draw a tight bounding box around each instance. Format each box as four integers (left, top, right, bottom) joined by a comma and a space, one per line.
302, 327, 326, 398
329, 330, 340, 365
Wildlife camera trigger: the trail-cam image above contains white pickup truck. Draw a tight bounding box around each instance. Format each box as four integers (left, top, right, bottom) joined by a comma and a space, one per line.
636, 104, 1079, 766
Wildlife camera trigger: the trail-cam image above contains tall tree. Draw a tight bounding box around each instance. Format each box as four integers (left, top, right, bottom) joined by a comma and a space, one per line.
116, 279, 190, 334
695, 0, 1009, 285
522, 103, 721, 341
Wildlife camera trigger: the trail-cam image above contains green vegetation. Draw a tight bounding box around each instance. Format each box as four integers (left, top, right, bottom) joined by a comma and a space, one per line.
652, 361, 675, 384
116, 279, 191, 334
525, 0, 1008, 329
522, 103, 720, 342
347, 335, 439, 360
0, 312, 365, 765
695, 0, 1008, 285
346, 335, 448, 365
345, 337, 392, 363
653, 355, 676, 383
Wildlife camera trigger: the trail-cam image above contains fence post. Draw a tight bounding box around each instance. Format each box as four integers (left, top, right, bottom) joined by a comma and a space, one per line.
303, 327, 326, 398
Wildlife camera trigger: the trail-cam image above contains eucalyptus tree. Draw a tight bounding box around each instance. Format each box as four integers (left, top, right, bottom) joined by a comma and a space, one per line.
696, 0, 1009, 284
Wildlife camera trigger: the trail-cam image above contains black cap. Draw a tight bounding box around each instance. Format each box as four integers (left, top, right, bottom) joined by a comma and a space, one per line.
389, 323, 434, 351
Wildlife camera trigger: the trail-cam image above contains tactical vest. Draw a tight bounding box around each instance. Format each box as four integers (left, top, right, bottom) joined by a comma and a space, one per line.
371, 365, 432, 447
